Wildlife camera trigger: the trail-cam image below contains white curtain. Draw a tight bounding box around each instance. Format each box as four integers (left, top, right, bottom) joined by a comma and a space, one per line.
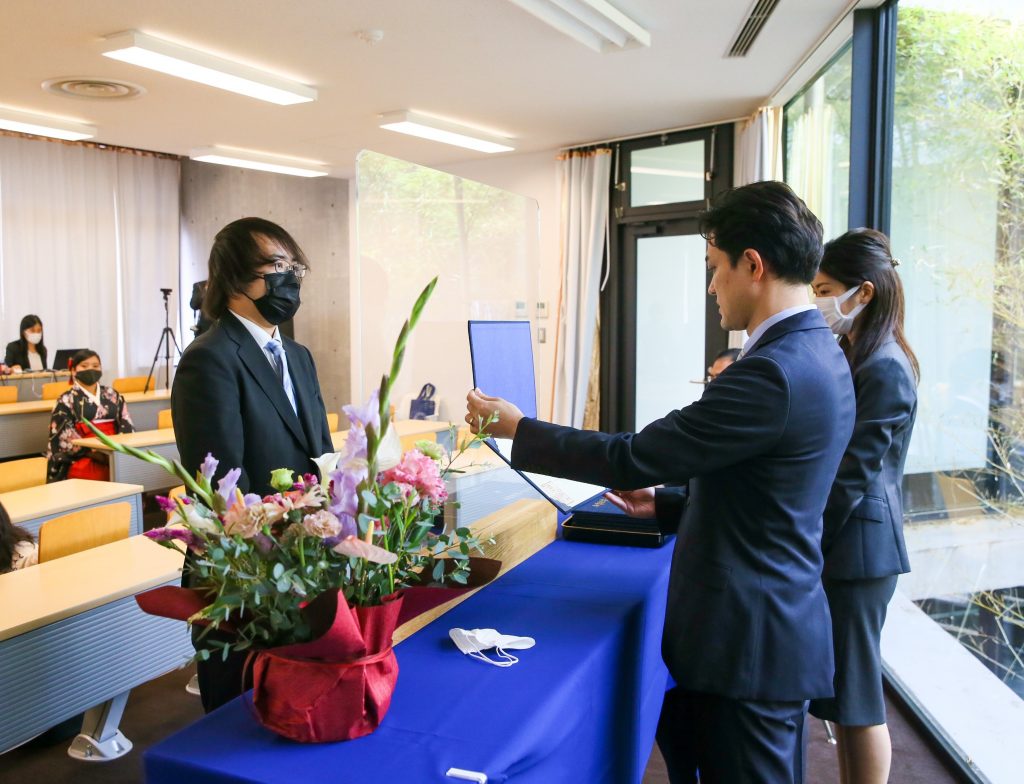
734, 106, 784, 186
729, 107, 784, 349
552, 149, 611, 427
0, 135, 180, 379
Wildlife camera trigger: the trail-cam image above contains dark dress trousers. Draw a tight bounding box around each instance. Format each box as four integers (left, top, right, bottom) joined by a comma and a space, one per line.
512, 309, 855, 782
4, 340, 46, 370
811, 337, 917, 726
172, 312, 334, 712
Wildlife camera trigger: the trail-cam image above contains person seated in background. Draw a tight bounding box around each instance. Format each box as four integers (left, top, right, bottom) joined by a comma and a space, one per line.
4, 314, 47, 372
0, 500, 37, 572
707, 347, 740, 382
46, 349, 134, 483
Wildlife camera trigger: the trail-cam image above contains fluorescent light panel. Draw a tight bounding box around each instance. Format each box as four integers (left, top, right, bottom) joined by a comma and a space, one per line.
0, 106, 95, 141
379, 111, 514, 154
506, 0, 651, 52
190, 147, 328, 178
102, 30, 316, 105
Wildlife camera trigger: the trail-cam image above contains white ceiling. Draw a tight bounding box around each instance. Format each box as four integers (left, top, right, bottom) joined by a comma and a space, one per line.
2, 0, 854, 177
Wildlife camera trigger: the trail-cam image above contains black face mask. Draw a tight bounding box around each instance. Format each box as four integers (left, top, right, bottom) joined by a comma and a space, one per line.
76, 369, 102, 386
248, 271, 301, 325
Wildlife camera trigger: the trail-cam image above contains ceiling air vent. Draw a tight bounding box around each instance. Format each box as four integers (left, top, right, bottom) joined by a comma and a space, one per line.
726, 0, 780, 57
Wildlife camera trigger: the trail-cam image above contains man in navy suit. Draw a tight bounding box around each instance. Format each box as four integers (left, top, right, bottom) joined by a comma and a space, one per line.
173, 217, 334, 712
467, 182, 855, 783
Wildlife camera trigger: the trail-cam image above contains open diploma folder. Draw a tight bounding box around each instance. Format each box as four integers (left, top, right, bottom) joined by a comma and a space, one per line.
468, 320, 664, 547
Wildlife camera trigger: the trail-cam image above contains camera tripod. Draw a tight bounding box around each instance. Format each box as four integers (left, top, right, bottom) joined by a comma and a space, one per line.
144, 288, 182, 393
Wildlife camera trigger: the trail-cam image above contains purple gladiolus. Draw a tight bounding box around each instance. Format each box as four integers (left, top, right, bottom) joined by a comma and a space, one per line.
217, 467, 242, 505
242, 493, 262, 508
343, 389, 380, 433
145, 527, 205, 553
200, 453, 219, 482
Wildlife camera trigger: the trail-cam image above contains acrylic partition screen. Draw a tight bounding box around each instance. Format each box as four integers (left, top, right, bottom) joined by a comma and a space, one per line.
634, 234, 707, 430
354, 150, 540, 425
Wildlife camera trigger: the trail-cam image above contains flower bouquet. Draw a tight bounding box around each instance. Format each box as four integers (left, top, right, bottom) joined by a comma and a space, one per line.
82, 278, 499, 742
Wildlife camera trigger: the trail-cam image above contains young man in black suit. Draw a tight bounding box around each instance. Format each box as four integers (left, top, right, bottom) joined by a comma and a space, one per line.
172, 217, 334, 712
467, 182, 856, 783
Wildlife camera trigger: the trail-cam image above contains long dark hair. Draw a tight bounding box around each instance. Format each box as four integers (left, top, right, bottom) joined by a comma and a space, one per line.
17, 314, 45, 358
0, 500, 34, 574
820, 228, 920, 381
204, 218, 309, 321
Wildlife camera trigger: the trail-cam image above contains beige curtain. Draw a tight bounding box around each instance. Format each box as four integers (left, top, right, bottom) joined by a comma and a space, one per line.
551, 148, 612, 427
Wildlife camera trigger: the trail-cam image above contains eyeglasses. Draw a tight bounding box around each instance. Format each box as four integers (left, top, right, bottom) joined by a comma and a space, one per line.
258, 260, 308, 278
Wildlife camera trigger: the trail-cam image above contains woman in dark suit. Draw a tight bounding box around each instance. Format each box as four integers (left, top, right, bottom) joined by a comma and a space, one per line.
4, 314, 47, 371
810, 229, 919, 784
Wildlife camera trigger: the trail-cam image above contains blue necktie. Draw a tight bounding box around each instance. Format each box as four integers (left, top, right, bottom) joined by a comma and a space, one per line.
265, 340, 298, 416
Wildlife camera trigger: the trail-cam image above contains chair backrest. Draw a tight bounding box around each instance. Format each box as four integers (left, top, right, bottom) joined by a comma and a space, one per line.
0, 386, 17, 404
112, 376, 150, 393
165, 485, 187, 521
157, 408, 173, 429
38, 502, 131, 563
42, 381, 69, 400
0, 457, 48, 493
326, 412, 339, 431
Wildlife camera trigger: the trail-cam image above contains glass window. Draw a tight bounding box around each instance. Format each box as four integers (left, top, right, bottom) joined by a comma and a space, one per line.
891, 0, 1024, 741
634, 234, 707, 429
784, 44, 853, 241
629, 141, 705, 207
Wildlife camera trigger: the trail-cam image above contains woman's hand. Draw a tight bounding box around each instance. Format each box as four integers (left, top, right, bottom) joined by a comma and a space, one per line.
465, 389, 524, 439
604, 488, 657, 519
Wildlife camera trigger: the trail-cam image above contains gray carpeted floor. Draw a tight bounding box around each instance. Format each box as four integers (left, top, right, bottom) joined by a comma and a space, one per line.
0, 669, 966, 784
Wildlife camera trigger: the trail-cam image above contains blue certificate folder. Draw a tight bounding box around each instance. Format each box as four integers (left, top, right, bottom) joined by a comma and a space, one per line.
467, 320, 664, 546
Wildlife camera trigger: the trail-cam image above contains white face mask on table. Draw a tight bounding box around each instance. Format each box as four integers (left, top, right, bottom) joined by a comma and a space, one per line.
449, 628, 536, 667
815, 284, 867, 335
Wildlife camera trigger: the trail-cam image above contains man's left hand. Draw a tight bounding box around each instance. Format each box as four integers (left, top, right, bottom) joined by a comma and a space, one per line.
465, 389, 523, 440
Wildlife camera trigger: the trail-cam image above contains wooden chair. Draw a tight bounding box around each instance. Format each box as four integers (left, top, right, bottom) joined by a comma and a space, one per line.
0, 386, 17, 404
42, 381, 69, 400
37, 501, 131, 563
0, 457, 47, 493
158, 408, 173, 429
326, 412, 339, 431
112, 376, 150, 394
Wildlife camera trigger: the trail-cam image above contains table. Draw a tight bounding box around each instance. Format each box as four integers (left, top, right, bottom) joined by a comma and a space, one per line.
0, 536, 192, 758
145, 534, 674, 784
73, 428, 179, 492
0, 370, 70, 401
0, 389, 170, 459
0, 478, 144, 537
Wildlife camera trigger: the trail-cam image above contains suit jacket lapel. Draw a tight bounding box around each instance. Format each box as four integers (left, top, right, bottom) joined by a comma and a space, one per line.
284, 339, 322, 458
751, 308, 830, 354
223, 316, 308, 449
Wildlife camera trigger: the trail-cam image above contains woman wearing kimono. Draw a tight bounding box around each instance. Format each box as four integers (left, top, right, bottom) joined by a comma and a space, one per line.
46, 349, 135, 483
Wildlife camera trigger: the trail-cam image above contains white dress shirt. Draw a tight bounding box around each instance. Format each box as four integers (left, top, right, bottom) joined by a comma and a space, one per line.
740, 305, 817, 358
228, 310, 298, 415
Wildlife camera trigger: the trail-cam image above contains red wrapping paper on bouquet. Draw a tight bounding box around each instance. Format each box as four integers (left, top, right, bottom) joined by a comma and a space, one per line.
252, 589, 403, 743
135, 557, 502, 743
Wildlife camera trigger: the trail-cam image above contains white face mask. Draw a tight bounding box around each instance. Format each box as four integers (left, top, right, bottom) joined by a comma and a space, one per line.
25, 332, 42, 345
815, 284, 867, 335
449, 628, 535, 667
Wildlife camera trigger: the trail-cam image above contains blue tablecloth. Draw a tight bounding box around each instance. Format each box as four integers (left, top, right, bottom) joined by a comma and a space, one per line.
145, 536, 673, 784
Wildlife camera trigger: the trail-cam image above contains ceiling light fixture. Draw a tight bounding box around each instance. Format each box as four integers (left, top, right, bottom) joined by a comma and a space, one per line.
506, 0, 651, 52
190, 147, 328, 178
101, 30, 316, 105
0, 106, 96, 140
379, 111, 514, 153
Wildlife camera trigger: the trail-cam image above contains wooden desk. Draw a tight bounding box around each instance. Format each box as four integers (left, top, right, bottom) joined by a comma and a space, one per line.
0, 389, 170, 460
73, 429, 179, 492
0, 479, 144, 538
0, 370, 70, 401
330, 419, 455, 452
0, 536, 192, 757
